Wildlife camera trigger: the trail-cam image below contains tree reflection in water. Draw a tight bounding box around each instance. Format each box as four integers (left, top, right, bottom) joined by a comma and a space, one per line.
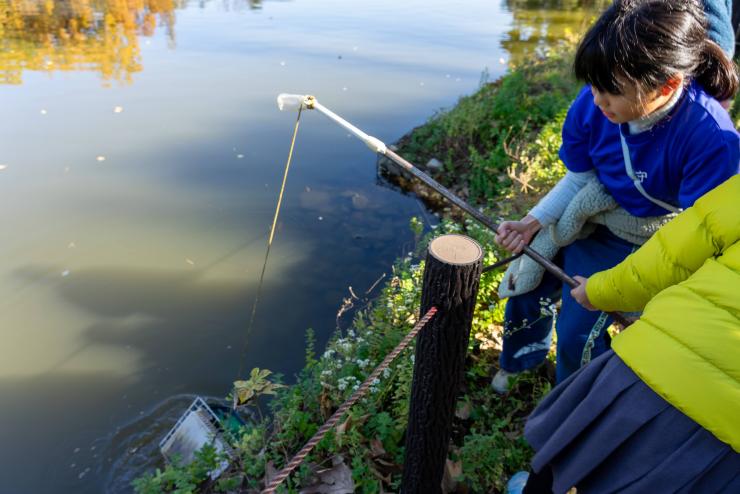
502, 0, 611, 66
0, 0, 184, 85
1, 0, 609, 85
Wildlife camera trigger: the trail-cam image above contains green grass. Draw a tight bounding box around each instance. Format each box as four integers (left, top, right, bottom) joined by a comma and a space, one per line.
399, 42, 578, 204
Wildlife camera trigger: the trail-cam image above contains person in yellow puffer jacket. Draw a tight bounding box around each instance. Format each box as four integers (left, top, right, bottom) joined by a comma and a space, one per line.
511, 175, 740, 494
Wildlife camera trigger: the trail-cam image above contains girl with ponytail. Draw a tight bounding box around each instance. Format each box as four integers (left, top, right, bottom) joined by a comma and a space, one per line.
492, 0, 740, 391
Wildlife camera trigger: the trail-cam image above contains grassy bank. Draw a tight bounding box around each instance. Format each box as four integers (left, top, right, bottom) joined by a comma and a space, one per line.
134, 42, 582, 494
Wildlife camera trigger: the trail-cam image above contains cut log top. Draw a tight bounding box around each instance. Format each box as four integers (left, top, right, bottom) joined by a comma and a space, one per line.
428, 234, 482, 265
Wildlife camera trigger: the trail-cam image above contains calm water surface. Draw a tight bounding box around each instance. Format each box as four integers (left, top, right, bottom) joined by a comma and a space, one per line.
0, 0, 605, 492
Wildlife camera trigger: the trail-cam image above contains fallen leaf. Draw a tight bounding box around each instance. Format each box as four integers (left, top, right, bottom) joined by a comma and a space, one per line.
369, 438, 386, 457
441, 459, 462, 494
335, 416, 350, 437
299, 456, 354, 494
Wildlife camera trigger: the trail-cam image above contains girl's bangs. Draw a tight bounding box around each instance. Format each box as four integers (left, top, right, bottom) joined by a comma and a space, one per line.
574, 33, 624, 94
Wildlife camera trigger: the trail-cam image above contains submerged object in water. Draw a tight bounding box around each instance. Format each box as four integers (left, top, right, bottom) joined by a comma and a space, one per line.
159, 396, 244, 480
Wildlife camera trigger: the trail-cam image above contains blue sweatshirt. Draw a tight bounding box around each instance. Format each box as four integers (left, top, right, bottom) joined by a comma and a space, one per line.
559, 82, 740, 217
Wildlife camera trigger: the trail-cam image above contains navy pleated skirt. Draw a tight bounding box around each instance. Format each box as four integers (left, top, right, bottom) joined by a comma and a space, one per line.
524, 350, 740, 494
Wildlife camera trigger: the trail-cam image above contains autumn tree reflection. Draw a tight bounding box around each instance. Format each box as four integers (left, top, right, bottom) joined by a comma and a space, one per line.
502, 0, 611, 66
0, 0, 183, 85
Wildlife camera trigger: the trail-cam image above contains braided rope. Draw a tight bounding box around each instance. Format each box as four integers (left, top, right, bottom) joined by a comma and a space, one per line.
260, 306, 438, 494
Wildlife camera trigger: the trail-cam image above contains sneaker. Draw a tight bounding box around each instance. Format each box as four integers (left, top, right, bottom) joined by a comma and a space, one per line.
491, 368, 517, 394
506, 471, 529, 494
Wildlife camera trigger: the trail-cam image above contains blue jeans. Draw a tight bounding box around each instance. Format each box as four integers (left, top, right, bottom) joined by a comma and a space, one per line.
499, 226, 636, 383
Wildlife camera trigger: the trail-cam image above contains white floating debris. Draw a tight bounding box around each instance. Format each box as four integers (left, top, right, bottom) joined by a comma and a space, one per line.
160, 397, 234, 482
0, 164, 7, 171
342, 87, 348, 91
61, 270, 70, 277
96, 156, 106, 162
352, 46, 358, 51
73, 448, 80, 453
185, 258, 195, 266
70, 463, 76, 469
445, 74, 451, 78
236, 154, 244, 159
113, 106, 123, 113
280, 61, 286, 66
499, 57, 507, 64
318, 216, 323, 221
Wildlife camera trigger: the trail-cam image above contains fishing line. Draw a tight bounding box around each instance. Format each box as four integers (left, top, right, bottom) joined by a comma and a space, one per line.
237, 106, 303, 380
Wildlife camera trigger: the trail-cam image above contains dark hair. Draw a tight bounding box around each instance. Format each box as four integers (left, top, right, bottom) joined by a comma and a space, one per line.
574, 0, 738, 101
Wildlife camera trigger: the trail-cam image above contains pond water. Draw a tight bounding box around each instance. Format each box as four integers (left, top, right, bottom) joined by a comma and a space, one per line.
0, 0, 607, 492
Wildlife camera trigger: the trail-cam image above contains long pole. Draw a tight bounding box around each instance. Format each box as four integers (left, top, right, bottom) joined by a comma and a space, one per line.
278, 94, 632, 327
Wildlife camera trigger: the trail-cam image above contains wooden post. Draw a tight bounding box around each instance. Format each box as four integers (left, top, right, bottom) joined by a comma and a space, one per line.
401, 234, 483, 494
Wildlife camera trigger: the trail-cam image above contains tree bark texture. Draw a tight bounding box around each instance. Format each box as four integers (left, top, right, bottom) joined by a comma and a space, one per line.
401, 235, 483, 494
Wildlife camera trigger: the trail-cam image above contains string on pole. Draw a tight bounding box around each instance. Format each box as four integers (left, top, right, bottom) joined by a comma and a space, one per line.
237, 106, 303, 380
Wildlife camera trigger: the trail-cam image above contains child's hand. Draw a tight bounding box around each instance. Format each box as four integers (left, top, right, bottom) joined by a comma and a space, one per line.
495, 215, 541, 254
570, 275, 596, 311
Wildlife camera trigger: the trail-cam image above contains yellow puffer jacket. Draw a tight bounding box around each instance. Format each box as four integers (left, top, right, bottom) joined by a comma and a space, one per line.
586, 175, 740, 452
